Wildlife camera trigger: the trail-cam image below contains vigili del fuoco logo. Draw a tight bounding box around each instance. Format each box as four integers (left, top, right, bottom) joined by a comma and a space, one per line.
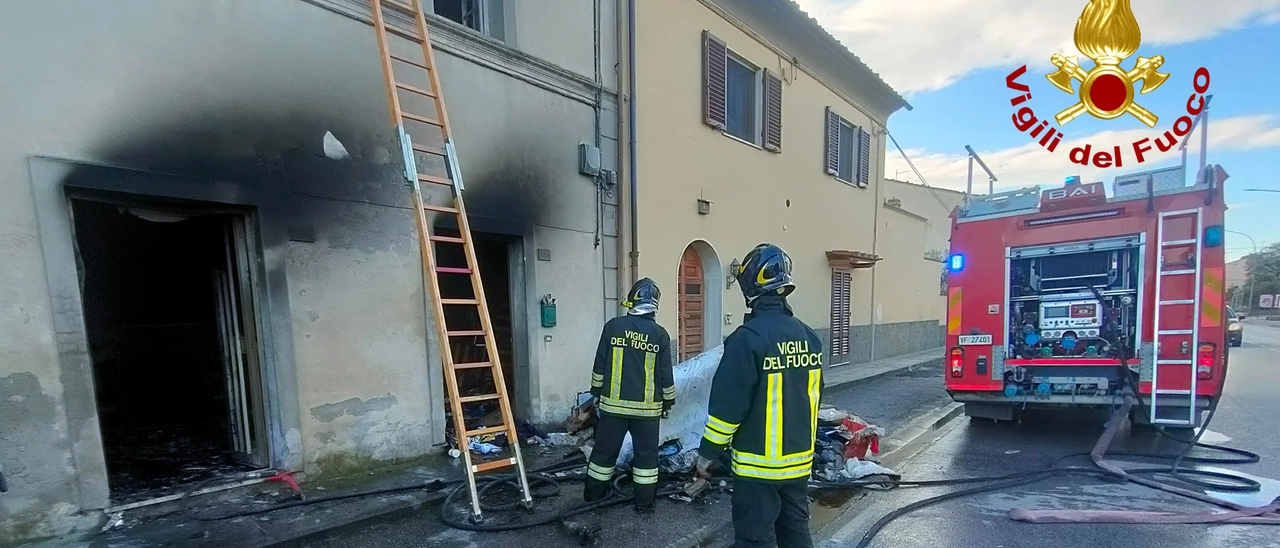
1004, 0, 1211, 168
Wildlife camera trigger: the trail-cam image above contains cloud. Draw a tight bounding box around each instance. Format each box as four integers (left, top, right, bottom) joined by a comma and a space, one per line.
885, 114, 1280, 192
792, 0, 1280, 93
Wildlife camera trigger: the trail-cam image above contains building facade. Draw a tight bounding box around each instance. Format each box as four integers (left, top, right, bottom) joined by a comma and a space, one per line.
622, 0, 954, 366
0, 0, 620, 542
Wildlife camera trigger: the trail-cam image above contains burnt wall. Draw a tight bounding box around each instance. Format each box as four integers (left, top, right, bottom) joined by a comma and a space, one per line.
0, 0, 613, 543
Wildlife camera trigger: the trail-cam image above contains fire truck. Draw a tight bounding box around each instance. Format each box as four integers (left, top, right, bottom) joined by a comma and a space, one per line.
943, 164, 1231, 428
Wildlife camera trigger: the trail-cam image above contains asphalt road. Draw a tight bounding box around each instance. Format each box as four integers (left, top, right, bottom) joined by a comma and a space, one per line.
819, 320, 1280, 548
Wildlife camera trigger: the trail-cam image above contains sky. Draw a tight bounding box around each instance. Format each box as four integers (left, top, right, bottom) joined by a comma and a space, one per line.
792, 0, 1280, 261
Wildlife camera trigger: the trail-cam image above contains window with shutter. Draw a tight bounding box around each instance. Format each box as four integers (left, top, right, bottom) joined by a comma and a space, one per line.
824, 107, 840, 175
829, 269, 852, 364
825, 107, 871, 188
702, 31, 728, 130
857, 127, 872, 187
763, 71, 783, 152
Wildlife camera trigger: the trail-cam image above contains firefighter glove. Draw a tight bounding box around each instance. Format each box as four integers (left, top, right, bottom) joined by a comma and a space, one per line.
694, 455, 715, 479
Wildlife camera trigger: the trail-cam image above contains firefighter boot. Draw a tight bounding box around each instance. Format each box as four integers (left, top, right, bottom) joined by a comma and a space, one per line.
633, 482, 657, 514
583, 477, 612, 503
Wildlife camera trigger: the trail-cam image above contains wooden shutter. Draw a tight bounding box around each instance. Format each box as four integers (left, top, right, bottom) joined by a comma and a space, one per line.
702, 31, 728, 130
824, 107, 840, 175
762, 71, 783, 152
830, 269, 852, 362
857, 127, 871, 187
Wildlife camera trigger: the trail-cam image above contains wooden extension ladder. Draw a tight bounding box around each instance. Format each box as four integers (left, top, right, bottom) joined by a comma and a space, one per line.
367, 0, 533, 521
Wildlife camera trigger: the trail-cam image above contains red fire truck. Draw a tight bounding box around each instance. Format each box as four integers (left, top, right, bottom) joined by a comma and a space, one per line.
943, 164, 1231, 427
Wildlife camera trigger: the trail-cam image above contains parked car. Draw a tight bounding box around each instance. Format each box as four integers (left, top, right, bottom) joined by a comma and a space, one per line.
1226, 305, 1243, 347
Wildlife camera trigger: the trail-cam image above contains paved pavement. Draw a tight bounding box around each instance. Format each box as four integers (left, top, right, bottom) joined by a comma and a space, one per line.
819, 321, 1280, 548
29, 346, 944, 548
268, 348, 947, 548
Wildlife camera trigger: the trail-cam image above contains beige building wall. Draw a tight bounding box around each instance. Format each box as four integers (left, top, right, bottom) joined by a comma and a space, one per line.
873, 180, 967, 355
628, 0, 911, 363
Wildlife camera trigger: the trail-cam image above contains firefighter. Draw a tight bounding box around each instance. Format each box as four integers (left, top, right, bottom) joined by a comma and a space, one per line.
695, 243, 823, 548
583, 277, 676, 512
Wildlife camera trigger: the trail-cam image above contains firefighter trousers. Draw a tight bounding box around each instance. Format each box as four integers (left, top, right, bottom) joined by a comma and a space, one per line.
584, 413, 659, 507
731, 478, 812, 548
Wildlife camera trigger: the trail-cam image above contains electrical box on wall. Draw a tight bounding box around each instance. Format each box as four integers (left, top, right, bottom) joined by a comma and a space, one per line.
579, 143, 602, 176
540, 294, 557, 328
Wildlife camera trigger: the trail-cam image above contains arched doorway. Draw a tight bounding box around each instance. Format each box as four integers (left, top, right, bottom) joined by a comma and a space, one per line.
676, 240, 723, 362
678, 246, 705, 362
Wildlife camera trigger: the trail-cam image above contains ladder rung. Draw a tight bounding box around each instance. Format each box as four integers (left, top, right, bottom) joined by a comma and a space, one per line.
465, 425, 509, 437
402, 111, 444, 127
1153, 418, 1194, 426
440, 298, 480, 306
459, 393, 502, 403
390, 53, 430, 70
382, 0, 417, 15
453, 361, 494, 370
1162, 269, 1196, 276
382, 24, 424, 44
1156, 389, 1192, 395
448, 330, 487, 337
419, 174, 454, 187
412, 143, 447, 157
1159, 299, 1195, 305
1162, 239, 1198, 247
473, 458, 517, 473
423, 204, 459, 214
436, 266, 473, 274
1158, 329, 1193, 335
430, 234, 467, 244
396, 81, 438, 99
1157, 359, 1193, 364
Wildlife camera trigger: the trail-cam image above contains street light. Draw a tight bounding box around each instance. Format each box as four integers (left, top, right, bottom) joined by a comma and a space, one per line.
1226, 229, 1257, 310
1243, 188, 1280, 193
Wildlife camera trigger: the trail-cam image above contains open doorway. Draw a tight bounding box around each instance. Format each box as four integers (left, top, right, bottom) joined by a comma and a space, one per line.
71, 197, 268, 505
433, 229, 519, 413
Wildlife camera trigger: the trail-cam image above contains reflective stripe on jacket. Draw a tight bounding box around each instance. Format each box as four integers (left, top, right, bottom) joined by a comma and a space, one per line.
698, 296, 824, 481
590, 313, 675, 418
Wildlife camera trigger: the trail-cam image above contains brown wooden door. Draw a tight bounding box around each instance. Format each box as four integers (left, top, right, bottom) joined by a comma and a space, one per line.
830, 269, 852, 365
678, 247, 705, 362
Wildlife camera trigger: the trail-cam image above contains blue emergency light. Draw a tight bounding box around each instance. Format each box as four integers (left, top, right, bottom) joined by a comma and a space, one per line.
948, 253, 965, 272
1204, 225, 1224, 248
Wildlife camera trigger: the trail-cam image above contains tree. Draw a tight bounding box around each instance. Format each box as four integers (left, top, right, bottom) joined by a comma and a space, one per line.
1243, 243, 1280, 309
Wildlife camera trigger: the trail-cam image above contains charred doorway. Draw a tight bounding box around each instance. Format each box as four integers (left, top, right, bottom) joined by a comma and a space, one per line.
434, 229, 521, 424
71, 198, 268, 505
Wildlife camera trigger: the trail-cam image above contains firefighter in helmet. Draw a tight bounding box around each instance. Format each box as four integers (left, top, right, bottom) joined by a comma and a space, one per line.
584, 277, 676, 512
696, 243, 824, 547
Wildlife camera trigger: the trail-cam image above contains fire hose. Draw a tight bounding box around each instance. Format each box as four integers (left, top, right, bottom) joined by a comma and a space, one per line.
804, 387, 1275, 548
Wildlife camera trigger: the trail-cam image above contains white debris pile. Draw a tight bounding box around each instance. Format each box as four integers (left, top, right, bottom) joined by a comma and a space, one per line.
615, 345, 724, 470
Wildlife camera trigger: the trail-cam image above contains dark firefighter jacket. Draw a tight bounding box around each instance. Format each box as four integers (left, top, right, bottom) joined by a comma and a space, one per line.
698, 296, 824, 481
590, 313, 676, 418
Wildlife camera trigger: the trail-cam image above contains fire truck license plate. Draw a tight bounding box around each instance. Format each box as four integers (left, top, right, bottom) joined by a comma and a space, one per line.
958, 335, 993, 345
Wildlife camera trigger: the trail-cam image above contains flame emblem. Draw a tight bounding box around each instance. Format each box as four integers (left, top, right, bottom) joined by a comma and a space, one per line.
1046, 0, 1169, 128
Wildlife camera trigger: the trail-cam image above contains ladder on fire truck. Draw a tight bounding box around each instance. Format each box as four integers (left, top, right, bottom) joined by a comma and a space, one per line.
366, 0, 532, 520
1150, 207, 1204, 427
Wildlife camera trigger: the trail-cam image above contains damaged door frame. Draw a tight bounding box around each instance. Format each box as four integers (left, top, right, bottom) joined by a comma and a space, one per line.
29, 157, 303, 513
66, 190, 273, 498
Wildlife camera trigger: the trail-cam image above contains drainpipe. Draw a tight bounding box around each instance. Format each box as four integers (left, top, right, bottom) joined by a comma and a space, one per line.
869, 127, 884, 362
625, 0, 639, 285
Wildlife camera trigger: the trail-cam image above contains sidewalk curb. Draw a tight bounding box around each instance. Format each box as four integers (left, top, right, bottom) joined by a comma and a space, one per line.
827, 356, 944, 392
676, 400, 965, 548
